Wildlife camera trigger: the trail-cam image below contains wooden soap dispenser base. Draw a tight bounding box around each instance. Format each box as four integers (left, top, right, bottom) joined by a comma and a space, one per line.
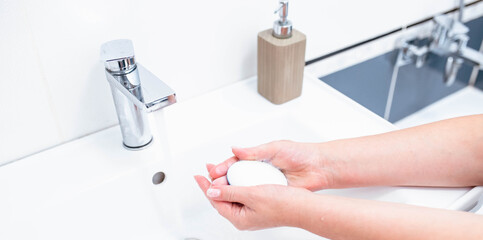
257, 0, 306, 105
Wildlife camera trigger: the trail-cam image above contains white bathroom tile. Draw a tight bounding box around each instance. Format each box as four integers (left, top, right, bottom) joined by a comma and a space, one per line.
296, 0, 468, 61
21, 0, 275, 141
21, 0, 121, 140
0, 0, 62, 163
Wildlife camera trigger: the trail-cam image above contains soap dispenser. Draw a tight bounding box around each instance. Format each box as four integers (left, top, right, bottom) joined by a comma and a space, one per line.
258, 0, 306, 104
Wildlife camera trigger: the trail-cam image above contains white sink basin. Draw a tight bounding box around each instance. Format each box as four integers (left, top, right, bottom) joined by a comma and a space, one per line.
0, 73, 472, 240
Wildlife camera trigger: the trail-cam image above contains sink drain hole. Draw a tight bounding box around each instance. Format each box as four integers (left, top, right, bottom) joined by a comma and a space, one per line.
152, 172, 166, 185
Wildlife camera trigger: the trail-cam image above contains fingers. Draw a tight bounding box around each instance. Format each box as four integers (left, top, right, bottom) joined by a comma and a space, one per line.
195, 175, 252, 205
206, 163, 215, 173
231, 146, 260, 160
232, 141, 286, 161
194, 175, 244, 220
194, 175, 211, 193
207, 185, 251, 204
208, 141, 289, 180
209, 156, 238, 179
212, 176, 228, 186
193, 175, 242, 204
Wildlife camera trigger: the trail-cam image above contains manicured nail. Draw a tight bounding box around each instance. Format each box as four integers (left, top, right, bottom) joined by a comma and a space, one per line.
207, 188, 221, 198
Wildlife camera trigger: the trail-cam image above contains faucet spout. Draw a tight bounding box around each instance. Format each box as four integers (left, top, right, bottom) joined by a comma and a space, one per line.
105, 64, 176, 112
100, 39, 176, 150
459, 47, 483, 69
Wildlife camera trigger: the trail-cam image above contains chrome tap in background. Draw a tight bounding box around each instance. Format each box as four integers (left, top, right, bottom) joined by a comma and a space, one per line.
100, 39, 176, 150
396, 9, 483, 86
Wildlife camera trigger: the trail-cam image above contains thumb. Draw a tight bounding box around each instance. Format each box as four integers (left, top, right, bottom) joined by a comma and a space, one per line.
232, 141, 282, 160
231, 146, 258, 160
206, 185, 252, 204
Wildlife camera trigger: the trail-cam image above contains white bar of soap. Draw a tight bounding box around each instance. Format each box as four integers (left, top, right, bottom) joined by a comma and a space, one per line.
226, 160, 288, 187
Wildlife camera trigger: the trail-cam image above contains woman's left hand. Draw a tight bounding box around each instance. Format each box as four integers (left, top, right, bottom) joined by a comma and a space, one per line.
194, 174, 312, 230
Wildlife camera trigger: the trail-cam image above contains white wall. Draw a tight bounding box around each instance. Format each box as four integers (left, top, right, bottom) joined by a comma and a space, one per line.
0, 0, 478, 164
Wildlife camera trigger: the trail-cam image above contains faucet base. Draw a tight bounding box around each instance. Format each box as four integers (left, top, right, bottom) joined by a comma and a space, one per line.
122, 137, 153, 151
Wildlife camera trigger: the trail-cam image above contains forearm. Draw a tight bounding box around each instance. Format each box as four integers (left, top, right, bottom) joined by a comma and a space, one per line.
321, 114, 483, 188
294, 194, 483, 240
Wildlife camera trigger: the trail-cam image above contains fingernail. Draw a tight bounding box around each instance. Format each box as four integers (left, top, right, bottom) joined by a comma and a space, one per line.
206, 188, 221, 198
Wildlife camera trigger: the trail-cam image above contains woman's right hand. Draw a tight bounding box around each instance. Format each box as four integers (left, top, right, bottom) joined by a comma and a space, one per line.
208, 140, 338, 191
194, 175, 313, 230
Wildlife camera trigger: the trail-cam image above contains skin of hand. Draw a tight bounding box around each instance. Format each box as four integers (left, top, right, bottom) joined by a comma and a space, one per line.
207, 140, 337, 191
206, 115, 483, 190
321, 114, 483, 188
194, 174, 312, 230
193, 115, 483, 239
195, 172, 483, 239
195, 170, 483, 239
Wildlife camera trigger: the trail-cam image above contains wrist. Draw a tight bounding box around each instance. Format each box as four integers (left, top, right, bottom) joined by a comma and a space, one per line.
284, 188, 315, 228
316, 140, 360, 189
319, 137, 391, 188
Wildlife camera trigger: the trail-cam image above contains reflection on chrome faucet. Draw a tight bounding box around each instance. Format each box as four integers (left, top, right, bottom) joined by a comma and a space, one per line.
396, 14, 483, 86
100, 39, 176, 150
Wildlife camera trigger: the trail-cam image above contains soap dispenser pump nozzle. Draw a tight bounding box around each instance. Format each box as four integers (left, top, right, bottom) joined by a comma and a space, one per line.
273, 0, 292, 39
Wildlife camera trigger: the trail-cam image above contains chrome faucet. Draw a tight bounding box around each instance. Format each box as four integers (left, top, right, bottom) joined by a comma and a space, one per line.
396, 14, 483, 86
430, 15, 482, 85
100, 39, 176, 150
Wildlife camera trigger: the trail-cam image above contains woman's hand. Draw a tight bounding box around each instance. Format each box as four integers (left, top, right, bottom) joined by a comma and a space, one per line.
194, 175, 312, 230
208, 140, 337, 191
